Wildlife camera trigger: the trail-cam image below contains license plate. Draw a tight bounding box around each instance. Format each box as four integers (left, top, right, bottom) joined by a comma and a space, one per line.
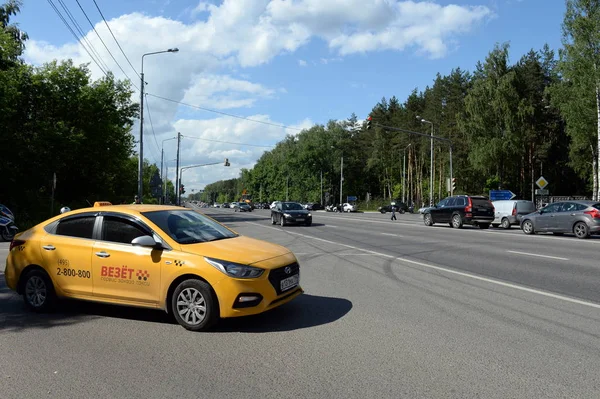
280, 274, 299, 292
296, 218, 304, 222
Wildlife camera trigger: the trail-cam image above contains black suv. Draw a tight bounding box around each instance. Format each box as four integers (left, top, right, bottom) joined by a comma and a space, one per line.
423, 195, 495, 229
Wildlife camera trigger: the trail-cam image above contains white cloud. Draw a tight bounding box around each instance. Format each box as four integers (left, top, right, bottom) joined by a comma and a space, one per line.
182, 74, 277, 109
25, 0, 492, 188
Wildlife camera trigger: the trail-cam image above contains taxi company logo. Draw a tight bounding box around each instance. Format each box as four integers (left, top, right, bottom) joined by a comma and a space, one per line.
284, 266, 292, 274
174, 260, 185, 267
136, 270, 150, 281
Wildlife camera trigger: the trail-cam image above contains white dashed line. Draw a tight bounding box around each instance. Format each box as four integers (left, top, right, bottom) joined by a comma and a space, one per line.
506, 250, 569, 261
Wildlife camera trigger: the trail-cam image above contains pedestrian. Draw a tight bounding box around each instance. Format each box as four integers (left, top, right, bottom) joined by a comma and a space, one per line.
391, 205, 397, 221
132, 195, 142, 204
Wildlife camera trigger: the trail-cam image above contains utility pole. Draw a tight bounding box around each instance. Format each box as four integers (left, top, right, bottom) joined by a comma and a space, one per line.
138, 70, 145, 201
160, 148, 164, 204
175, 132, 181, 205
339, 155, 344, 205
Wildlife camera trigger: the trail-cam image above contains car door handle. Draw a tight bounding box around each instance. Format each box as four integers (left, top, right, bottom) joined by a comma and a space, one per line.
95, 251, 110, 258
42, 245, 55, 251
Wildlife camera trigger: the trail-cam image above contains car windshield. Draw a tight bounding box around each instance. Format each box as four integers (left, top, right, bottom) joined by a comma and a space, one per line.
142, 210, 238, 244
283, 202, 304, 211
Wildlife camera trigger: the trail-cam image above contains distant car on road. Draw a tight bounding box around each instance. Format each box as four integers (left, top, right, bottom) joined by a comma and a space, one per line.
234, 202, 252, 212
423, 195, 495, 229
378, 202, 408, 214
271, 202, 312, 226
342, 203, 357, 212
520, 200, 600, 238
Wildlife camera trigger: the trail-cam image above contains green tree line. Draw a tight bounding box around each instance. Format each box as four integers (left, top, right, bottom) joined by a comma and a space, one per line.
0, 1, 174, 227
198, 0, 600, 206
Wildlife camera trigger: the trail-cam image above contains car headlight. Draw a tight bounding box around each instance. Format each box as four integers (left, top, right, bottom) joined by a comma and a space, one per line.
308, 213, 312, 217
204, 257, 264, 278
284, 213, 291, 217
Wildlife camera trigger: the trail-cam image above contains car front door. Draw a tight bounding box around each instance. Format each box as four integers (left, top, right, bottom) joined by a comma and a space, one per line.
536, 203, 563, 231
91, 214, 162, 305
40, 214, 97, 297
429, 199, 448, 223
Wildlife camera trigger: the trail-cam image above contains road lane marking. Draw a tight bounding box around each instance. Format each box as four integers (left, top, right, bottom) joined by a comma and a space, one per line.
381, 233, 403, 237
247, 221, 600, 310
325, 225, 337, 228
506, 250, 569, 261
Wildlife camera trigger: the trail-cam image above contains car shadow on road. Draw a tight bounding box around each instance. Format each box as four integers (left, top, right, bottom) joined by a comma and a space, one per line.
215, 293, 352, 333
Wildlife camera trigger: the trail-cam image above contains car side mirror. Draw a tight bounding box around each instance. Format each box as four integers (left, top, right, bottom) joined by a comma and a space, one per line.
132, 235, 162, 249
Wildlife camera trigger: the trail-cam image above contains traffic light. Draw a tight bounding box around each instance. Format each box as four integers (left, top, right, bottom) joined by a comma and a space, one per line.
224, 158, 230, 167
366, 116, 372, 130
451, 177, 456, 192
180, 184, 185, 194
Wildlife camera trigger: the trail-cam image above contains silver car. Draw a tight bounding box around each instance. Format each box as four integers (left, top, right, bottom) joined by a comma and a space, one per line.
520, 200, 600, 238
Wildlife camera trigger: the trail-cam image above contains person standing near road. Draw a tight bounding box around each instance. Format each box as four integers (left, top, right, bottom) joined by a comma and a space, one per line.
391, 205, 397, 221
132, 195, 142, 204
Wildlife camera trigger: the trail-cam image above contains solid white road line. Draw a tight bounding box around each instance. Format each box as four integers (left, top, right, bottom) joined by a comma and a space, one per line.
246, 221, 600, 310
381, 233, 403, 237
506, 250, 569, 261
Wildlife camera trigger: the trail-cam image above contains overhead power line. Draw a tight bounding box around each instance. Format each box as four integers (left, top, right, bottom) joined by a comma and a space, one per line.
56, 0, 110, 73
183, 136, 275, 148
146, 93, 304, 131
74, 0, 139, 91
46, 0, 108, 75
92, 0, 141, 81
144, 94, 162, 155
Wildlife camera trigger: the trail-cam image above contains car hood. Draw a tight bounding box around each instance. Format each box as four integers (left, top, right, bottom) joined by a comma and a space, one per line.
180, 235, 295, 269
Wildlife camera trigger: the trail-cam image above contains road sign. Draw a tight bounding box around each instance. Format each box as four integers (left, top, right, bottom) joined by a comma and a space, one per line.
489, 190, 516, 201
535, 189, 549, 195
536, 176, 548, 189
347, 195, 357, 202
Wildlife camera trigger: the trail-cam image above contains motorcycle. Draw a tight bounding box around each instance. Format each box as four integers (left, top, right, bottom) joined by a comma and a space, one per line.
0, 204, 18, 241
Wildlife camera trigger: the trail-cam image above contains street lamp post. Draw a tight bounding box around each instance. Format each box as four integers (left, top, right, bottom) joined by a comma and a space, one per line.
160, 136, 177, 204
403, 144, 411, 204
178, 160, 231, 205
417, 116, 434, 206
138, 47, 179, 200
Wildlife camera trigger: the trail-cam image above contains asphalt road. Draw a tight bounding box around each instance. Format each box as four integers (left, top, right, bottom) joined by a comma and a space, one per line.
1, 208, 600, 398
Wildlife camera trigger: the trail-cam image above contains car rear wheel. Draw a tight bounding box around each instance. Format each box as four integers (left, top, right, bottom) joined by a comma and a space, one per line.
451, 214, 463, 229
501, 218, 511, 229
521, 220, 534, 235
171, 279, 218, 332
23, 269, 56, 312
573, 222, 590, 239
423, 213, 433, 226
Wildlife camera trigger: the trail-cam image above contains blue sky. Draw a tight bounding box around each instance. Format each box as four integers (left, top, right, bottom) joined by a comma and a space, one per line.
18, 0, 566, 191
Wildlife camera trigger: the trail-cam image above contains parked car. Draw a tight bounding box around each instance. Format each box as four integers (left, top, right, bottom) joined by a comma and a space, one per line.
491, 200, 536, 229
342, 203, 357, 212
520, 200, 600, 238
271, 202, 312, 226
423, 195, 495, 229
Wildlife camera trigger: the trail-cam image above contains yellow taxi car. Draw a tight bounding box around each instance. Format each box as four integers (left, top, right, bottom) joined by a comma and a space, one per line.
4, 203, 303, 331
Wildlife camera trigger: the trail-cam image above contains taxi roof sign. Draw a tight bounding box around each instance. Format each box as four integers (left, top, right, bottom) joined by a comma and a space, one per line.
94, 201, 112, 207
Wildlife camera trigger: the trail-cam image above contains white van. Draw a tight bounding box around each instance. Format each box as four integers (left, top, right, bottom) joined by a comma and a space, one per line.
492, 200, 536, 229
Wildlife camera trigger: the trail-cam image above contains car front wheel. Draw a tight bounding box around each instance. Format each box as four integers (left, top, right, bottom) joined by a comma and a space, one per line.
171, 279, 218, 332
423, 213, 433, 226
521, 220, 534, 235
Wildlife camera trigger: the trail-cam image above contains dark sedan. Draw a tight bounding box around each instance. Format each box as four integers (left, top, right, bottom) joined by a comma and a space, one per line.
271, 202, 312, 226
378, 202, 408, 213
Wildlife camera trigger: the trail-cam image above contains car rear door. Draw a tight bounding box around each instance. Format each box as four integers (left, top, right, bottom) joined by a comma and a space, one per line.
554, 202, 586, 232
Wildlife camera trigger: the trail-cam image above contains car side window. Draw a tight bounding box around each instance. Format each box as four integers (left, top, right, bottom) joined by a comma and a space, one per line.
446, 198, 457, 206
455, 197, 465, 206
562, 202, 578, 212
102, 216, 150, 245
55, 216, 96, 239
544, 203, 562, 213
437, 199, 448, 207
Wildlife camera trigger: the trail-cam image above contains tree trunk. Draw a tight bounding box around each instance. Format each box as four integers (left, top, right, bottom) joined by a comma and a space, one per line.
596, 85, 600, 201
593, 144, 598, 202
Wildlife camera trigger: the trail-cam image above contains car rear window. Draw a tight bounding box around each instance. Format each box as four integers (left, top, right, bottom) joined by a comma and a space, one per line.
471, 198, 492, 208
593, 203, 600, 210
517, 201, 536, 213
